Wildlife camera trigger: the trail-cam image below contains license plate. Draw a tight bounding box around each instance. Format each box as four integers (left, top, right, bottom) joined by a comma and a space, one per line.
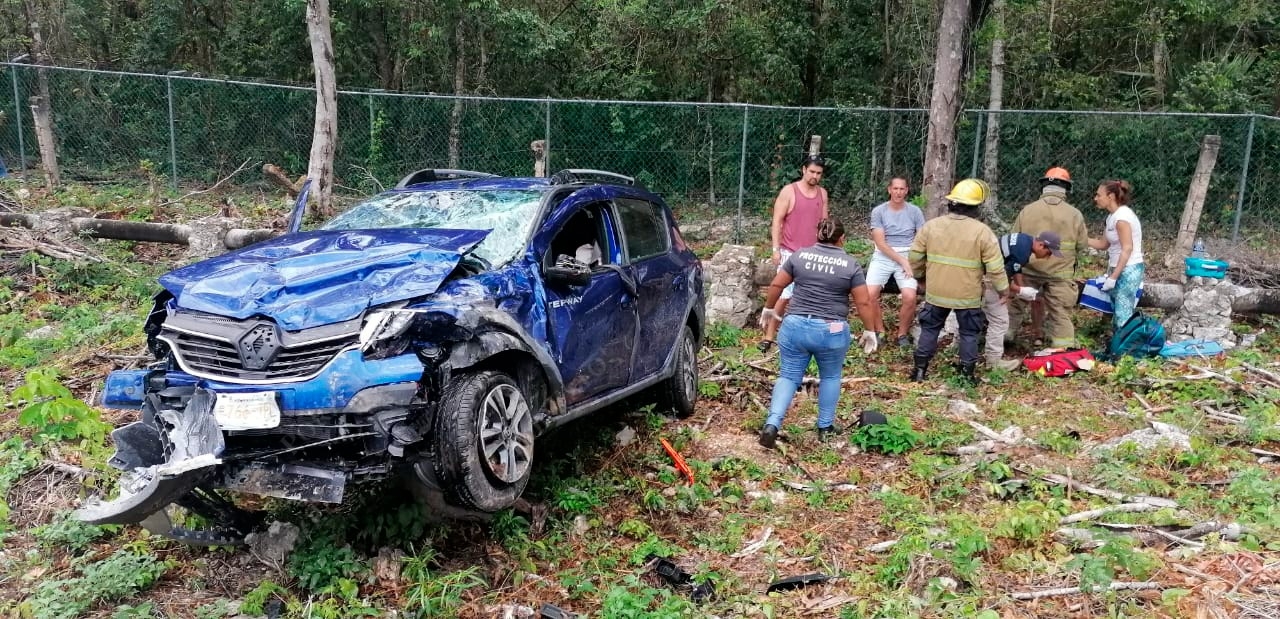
212, 392, 281, 431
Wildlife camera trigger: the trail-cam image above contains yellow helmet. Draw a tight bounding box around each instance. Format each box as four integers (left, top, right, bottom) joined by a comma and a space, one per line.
944, 178, 990, 206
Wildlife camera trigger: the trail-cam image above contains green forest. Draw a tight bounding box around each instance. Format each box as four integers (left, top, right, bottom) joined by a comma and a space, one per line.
2, 0, 1278, 112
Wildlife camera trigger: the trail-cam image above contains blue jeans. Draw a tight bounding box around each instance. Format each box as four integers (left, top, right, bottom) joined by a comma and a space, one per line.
1111, 263, 1145, 330
766, 315, 851, 430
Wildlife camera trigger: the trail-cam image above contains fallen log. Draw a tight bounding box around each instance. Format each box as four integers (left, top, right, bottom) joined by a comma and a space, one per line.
1140, 282, 1280, 314
1, 213, 277, 250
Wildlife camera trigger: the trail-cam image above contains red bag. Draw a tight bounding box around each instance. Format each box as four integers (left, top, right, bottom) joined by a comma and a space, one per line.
1022, 348, 1095, 377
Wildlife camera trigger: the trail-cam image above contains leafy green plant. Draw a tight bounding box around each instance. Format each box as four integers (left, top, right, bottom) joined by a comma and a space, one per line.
599, 574, 695, 617
851, 416, 920, 455
1065, 536, 1159, 592
25, 549, 169, 619
240, 581, 289, 616
705, 321, 747, 348
553, 486, 603, 514
32, 510, 120, 552
990, 500, 1066, 544
402, 554, 487, 616
288, 534, 368, 592
7, 368, 109, 443
0, 437, 40, 529
697, 380, 722, 398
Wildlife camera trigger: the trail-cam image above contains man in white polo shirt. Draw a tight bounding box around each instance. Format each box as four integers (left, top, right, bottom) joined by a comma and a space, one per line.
865, 177, 925, 349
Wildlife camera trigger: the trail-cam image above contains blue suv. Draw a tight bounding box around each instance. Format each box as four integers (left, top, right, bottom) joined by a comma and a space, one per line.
76, 169, 705, 543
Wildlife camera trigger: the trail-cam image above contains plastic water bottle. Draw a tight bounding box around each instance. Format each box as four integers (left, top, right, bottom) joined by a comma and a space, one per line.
1191, 238, 1206, 259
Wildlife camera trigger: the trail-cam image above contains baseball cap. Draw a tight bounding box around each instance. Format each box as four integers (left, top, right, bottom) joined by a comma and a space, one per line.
1035, 231, 1064, 257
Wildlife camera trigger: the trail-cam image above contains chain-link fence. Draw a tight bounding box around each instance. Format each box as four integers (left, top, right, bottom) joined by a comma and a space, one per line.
2, 63, 1277, 245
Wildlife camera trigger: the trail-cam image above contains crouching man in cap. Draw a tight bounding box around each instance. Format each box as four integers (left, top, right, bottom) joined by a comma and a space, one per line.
985, 231, 1062, 369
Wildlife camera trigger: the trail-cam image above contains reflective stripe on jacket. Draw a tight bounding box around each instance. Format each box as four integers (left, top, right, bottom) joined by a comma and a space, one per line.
1012, 194, 1088, 280
909, 214, 1009, 309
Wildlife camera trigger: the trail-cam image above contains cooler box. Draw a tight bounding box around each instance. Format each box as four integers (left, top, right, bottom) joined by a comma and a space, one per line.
1079, 278, 1143, 314
1185, 257, 1229, 279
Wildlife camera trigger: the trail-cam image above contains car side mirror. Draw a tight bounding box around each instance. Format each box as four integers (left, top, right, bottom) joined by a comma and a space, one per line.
544, 255, 592, 287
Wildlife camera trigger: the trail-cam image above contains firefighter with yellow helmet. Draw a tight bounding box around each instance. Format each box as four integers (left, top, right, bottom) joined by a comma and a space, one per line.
1010, 167, 1089, 348
908, 179, 1009, 385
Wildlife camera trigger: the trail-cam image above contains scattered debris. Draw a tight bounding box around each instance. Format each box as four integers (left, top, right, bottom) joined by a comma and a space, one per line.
730, 527, 773, 558
646, 554, 715, 602
615, 425, 637, 447
766, 572, 836, 593
659, 438, 695, 485
245, 521, 300, 570
537, 603, 578, 619
1091, 421, 1192, 454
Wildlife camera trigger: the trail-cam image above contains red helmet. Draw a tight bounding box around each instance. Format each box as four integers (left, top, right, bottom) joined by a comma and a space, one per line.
1041, 167, 1072, 190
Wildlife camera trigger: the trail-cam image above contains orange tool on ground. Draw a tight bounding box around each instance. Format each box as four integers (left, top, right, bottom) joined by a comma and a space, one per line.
659, 438, 695, 485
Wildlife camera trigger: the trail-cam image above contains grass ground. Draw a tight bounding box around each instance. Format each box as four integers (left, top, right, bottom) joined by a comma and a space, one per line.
1, 181, 1278, 618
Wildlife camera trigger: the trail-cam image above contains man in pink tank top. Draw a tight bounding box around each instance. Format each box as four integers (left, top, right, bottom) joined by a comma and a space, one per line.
760, 155, 829, 351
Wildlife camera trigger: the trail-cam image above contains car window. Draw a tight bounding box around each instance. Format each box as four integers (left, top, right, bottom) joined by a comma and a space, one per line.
320, 189, 543, 266
548, 203, 615, 270
615, 198, 669, 261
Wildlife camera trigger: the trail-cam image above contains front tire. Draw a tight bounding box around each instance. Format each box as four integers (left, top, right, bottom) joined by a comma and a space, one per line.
433, 370, 534, 512
657, 325, 698, 418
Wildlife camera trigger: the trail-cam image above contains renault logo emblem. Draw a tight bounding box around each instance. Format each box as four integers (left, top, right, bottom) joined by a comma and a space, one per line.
237, 323, 280, 371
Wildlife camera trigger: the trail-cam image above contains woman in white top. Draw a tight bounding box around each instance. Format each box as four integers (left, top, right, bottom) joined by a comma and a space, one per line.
1087, 179, 1144, 329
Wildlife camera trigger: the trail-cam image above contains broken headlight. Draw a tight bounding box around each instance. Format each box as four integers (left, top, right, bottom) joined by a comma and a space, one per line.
359, 309, 415, 360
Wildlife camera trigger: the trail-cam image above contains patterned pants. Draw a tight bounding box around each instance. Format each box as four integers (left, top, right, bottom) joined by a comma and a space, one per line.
1111, 263, 1146, 329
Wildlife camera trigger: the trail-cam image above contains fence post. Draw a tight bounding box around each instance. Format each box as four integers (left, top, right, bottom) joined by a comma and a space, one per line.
544, 99, 552, 172
969, 111, 983, 178
1231, 114, 1256, 243
9, 64, 25, 182
165, 75, 178, 190
735, 105, 749, 244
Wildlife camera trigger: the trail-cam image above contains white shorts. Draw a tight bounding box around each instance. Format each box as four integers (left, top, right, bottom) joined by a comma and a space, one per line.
865, 248, 918, 289
777, 249, 795, 300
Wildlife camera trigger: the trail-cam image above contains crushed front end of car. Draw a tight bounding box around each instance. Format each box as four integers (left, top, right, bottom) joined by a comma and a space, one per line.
75, 226, 522, 544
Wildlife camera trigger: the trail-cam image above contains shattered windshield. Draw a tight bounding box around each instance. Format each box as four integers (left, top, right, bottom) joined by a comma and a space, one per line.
321, 189, 543, 266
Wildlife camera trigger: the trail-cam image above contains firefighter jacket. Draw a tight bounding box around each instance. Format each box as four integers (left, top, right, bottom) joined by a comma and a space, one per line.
1012, 192, 1088, 280
909, 214, 1009, 309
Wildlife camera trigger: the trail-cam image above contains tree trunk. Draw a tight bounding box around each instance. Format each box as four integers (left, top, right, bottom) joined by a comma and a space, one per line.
305, 0, 338, 218
448, 19, 466, 169
980, 0, 1005, 224
1165, 135, 1221, 269
802, 0, 823, 106
921, 0, 970, 219
23, 0, 59, 188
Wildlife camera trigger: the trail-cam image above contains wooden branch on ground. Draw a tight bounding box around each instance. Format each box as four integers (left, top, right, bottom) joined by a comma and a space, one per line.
1038, 473, 1179, 508
1059, 503, 1161, 524
1241, 363, 1280, 388
866, 539, 900, 553
262, 162, 306, 198
1011, 581, 1162, 600
157, 159, 257, 208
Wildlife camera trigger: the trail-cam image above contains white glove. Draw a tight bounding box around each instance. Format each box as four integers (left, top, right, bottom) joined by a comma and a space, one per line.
758, 307, 781, 329
1100, 277, 1117, 292
858, 330, 879, 354
1017, 286, 1039, 301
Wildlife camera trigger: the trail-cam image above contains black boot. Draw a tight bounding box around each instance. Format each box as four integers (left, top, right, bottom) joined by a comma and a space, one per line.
910, 355, 930, 382
958, 361, 978, 386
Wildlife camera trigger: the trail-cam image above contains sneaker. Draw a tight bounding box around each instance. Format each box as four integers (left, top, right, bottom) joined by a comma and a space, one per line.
757, 339, 774, 353
816, 426, 838, 442
896, 334, 912, 349
758, 424, 779, 449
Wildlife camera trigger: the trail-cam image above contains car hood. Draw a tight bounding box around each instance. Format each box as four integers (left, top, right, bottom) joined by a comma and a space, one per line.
159, 228, 491, 331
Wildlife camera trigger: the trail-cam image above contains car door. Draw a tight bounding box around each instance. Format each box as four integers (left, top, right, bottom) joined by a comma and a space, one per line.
613, 196, 687, 381
540, 199, 638, 405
